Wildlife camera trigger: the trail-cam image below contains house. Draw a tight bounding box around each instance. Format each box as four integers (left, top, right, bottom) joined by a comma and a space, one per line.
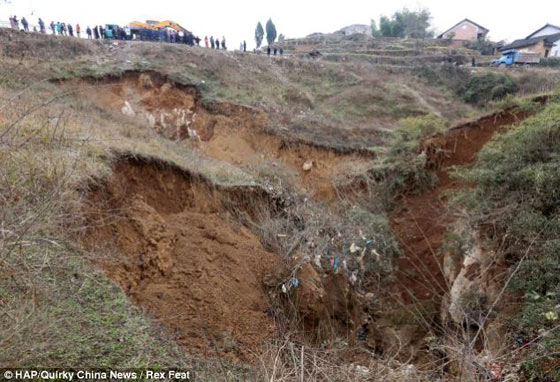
437, 19, 489, 41
499, 32, 560, 58
524, 24, 560, 57
336, 24, 371, 36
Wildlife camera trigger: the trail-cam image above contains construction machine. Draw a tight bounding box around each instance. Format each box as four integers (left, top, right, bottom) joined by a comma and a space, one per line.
128, 20, 191, 41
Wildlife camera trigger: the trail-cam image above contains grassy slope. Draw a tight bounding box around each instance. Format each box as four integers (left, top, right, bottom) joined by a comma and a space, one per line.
0, 29, 483, 149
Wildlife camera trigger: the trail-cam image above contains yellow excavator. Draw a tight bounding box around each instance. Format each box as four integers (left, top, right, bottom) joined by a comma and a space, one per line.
152, 20, 187, 32
129, 20, 187, 32
128, 20, 193, 42
129, 21, 157, 31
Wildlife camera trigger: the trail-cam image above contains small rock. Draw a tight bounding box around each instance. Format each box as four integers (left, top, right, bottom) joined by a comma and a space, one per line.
121, 101, 136, 117
354, 365, 369, 377
302, 160, 313, 171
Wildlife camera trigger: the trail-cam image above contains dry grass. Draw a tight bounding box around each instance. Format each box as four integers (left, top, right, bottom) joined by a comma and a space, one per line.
2, 30, 558, 381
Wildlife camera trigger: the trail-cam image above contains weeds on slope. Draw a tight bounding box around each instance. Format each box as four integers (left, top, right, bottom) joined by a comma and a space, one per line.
370, 114, 445, 205
255, 336, 429, 382
451, 100, 560, 381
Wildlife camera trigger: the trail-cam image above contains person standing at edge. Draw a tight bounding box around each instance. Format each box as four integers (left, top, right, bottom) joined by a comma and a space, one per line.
76, 24, 81, 38
38, 18, 45, 34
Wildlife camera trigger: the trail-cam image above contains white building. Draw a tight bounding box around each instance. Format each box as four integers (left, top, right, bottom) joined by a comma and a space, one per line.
336, 24, 371, 36
526, 24, 560, 57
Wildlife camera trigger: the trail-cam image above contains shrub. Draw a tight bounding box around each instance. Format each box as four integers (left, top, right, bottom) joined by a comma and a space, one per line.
371, 114, 445, 202
463, 39, 498, 56
539, 57, 560, 68
454, 101, 560, 380
461, 72, 518, 105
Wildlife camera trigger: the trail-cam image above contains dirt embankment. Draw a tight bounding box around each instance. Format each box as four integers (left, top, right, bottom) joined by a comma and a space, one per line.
83, 158, 281, 360
59, 71, 371, 200
82, 157, 363, 361
390, 110, 531, 305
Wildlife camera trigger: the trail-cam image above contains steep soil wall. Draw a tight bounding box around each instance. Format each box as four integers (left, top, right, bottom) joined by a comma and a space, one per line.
83, 158, 281, 361
391, 110, 530, 305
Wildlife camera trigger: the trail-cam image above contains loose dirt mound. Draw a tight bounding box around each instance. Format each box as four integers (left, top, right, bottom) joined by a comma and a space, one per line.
390, 110, 529, 305
84, 158, 281, 360
60, 71, 371, 199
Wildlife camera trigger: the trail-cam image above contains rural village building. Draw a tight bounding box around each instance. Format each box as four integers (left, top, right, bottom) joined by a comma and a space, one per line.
437, 19, 489, 41
500, 24, 560, 57
525, 24, 560, 56
336, 24, 371, 36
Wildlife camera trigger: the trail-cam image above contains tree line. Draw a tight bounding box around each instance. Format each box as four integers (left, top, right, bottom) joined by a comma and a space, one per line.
255, 18, 283, 48
370, 7, 433, 39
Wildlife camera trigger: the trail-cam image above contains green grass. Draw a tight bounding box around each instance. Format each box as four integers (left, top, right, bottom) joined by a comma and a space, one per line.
453, 100, 560, 381
370, 114, 445, 204
1, 246, 191, 368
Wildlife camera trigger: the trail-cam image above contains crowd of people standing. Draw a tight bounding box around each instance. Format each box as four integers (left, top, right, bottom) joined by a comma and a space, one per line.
204, 36, 228, 50
9, 15, 133, 41
7, 15, 205, 47
7, 15, 283, 55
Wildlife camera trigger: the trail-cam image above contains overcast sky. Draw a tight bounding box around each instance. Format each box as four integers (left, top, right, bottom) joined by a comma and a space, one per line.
1, 0, 559, 49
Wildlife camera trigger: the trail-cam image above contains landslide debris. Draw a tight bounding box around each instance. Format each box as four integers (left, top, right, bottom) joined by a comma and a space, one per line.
83, 158, 281, 360
59, 71, 372, 200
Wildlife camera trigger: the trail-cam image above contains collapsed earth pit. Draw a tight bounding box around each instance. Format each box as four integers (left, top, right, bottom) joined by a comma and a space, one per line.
61, 71, 371, 200
83, 157, 282, 360
82, 156, 364, 361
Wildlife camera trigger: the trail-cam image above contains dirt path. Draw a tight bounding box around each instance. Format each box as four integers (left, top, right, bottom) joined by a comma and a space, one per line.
390, 110, 529, 305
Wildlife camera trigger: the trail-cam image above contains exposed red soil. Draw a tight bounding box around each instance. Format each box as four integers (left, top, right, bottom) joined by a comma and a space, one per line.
83, 158, 281, 361
60, 71, 371, 200
390, 110, 529, 305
